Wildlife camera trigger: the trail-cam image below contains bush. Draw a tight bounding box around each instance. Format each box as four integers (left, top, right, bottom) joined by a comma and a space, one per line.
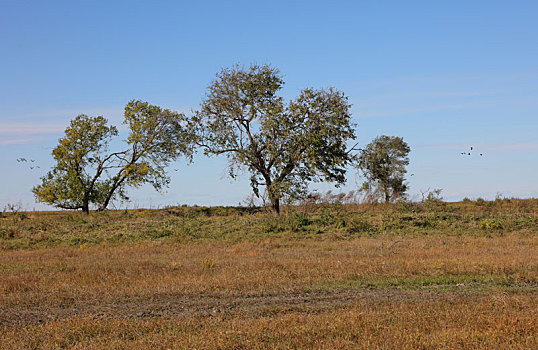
480, 218, 503, 231
476, 198, 486, 206
347, 218, 376, 235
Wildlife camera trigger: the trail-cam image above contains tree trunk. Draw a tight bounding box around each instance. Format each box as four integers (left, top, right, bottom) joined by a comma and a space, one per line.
99, 177, 125, 211
383, 185, 390, 203
82, 201, 89, 214
98, 192, 114, 211
270, 197, 280, 214
264, 179, 280, 214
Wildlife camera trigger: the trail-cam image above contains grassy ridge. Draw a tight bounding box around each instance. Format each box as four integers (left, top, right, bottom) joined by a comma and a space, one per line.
1, 198, 537, 250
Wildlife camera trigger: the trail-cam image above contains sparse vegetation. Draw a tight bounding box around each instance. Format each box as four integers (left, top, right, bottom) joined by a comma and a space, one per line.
0, 198, 536, 348
1, 198, 536, 250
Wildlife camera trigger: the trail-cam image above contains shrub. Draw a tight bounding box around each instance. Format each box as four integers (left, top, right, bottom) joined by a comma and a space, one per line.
347, 218, 376, 234
480, 218, 504, 231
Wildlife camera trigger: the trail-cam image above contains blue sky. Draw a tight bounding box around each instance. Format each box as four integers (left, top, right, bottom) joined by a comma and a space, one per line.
1, 0, 537, 210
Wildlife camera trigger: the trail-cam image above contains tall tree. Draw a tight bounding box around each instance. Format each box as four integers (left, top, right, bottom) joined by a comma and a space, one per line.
191, 64, 356, 213
32, 115, 117, 213
356, 135, 410, 203
33, 100, 193, 213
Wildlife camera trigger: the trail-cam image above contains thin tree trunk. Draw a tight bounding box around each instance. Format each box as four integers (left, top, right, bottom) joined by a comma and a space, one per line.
271, 197, 280, 214
99, 174, 128, 211
82, 200, 89, 214
99, 185, 118, 211
384, 186, 390, 203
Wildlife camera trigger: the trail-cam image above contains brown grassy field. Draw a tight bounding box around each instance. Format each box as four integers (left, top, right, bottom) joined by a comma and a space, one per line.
1, 199, 537, 348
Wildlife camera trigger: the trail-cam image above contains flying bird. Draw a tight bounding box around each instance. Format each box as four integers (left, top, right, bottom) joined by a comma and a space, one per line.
460, 146, 484, 157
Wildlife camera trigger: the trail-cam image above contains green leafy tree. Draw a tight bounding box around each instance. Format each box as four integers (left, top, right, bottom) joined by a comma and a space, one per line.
356, 135, 411, 203
191, 64, 356, 213
33, 100, 193, 213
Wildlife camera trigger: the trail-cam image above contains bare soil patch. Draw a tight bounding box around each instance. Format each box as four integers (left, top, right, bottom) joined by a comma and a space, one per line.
0, 288, 500, 328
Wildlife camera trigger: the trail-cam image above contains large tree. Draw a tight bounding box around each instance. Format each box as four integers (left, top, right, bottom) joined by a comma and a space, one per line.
191, 64, 356, 213
356, 135, 410, 203
33, 100, 193, 213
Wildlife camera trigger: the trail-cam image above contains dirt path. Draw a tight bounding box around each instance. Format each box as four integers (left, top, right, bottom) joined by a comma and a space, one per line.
0, 288, 497, 328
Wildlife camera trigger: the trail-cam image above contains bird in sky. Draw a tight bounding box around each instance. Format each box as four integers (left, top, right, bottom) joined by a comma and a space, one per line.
460, 146, 484, 157
17, 157, 41, 170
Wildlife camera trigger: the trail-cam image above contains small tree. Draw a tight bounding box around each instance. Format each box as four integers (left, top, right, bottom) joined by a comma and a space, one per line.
356, 135, 410, 203
191, 64, 356, 213
33, 100, 193, 213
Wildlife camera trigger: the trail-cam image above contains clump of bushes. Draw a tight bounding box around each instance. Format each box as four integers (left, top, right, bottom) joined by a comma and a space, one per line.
346, 218, 376, 235
480, 218, 504, 231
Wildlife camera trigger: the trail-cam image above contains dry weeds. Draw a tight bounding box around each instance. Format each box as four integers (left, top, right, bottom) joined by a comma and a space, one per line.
0, 200, 536, 348
1, 235, 537, 348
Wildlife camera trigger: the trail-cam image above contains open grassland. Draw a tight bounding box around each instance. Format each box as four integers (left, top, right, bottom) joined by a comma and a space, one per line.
1, 199, 537, 348
1, 198, 536, 250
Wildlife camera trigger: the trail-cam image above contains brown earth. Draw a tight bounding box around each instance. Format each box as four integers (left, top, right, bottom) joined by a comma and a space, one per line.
1, 288, 504, 328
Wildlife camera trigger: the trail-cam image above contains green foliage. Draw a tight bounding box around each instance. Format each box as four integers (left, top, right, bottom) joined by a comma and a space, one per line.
192, 64, 356, 213
346, 217, 376, 234
480, 218, 504, 231
33, 101, 193, 213
0, 198, 536, 250
32, 115, 118, 212
356, 135, 411, 203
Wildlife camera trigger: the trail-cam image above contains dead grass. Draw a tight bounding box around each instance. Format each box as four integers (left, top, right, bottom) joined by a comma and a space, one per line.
0, 199, 536, 348
1, 294, 536, 349
1, 236, 536, 308
1, 235, 537, 348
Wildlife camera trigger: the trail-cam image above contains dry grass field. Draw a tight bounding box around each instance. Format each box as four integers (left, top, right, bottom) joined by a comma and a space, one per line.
1, 199, 537, 348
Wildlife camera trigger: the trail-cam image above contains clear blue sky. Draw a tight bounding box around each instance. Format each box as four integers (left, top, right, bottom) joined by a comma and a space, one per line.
1, 0, 537, 210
